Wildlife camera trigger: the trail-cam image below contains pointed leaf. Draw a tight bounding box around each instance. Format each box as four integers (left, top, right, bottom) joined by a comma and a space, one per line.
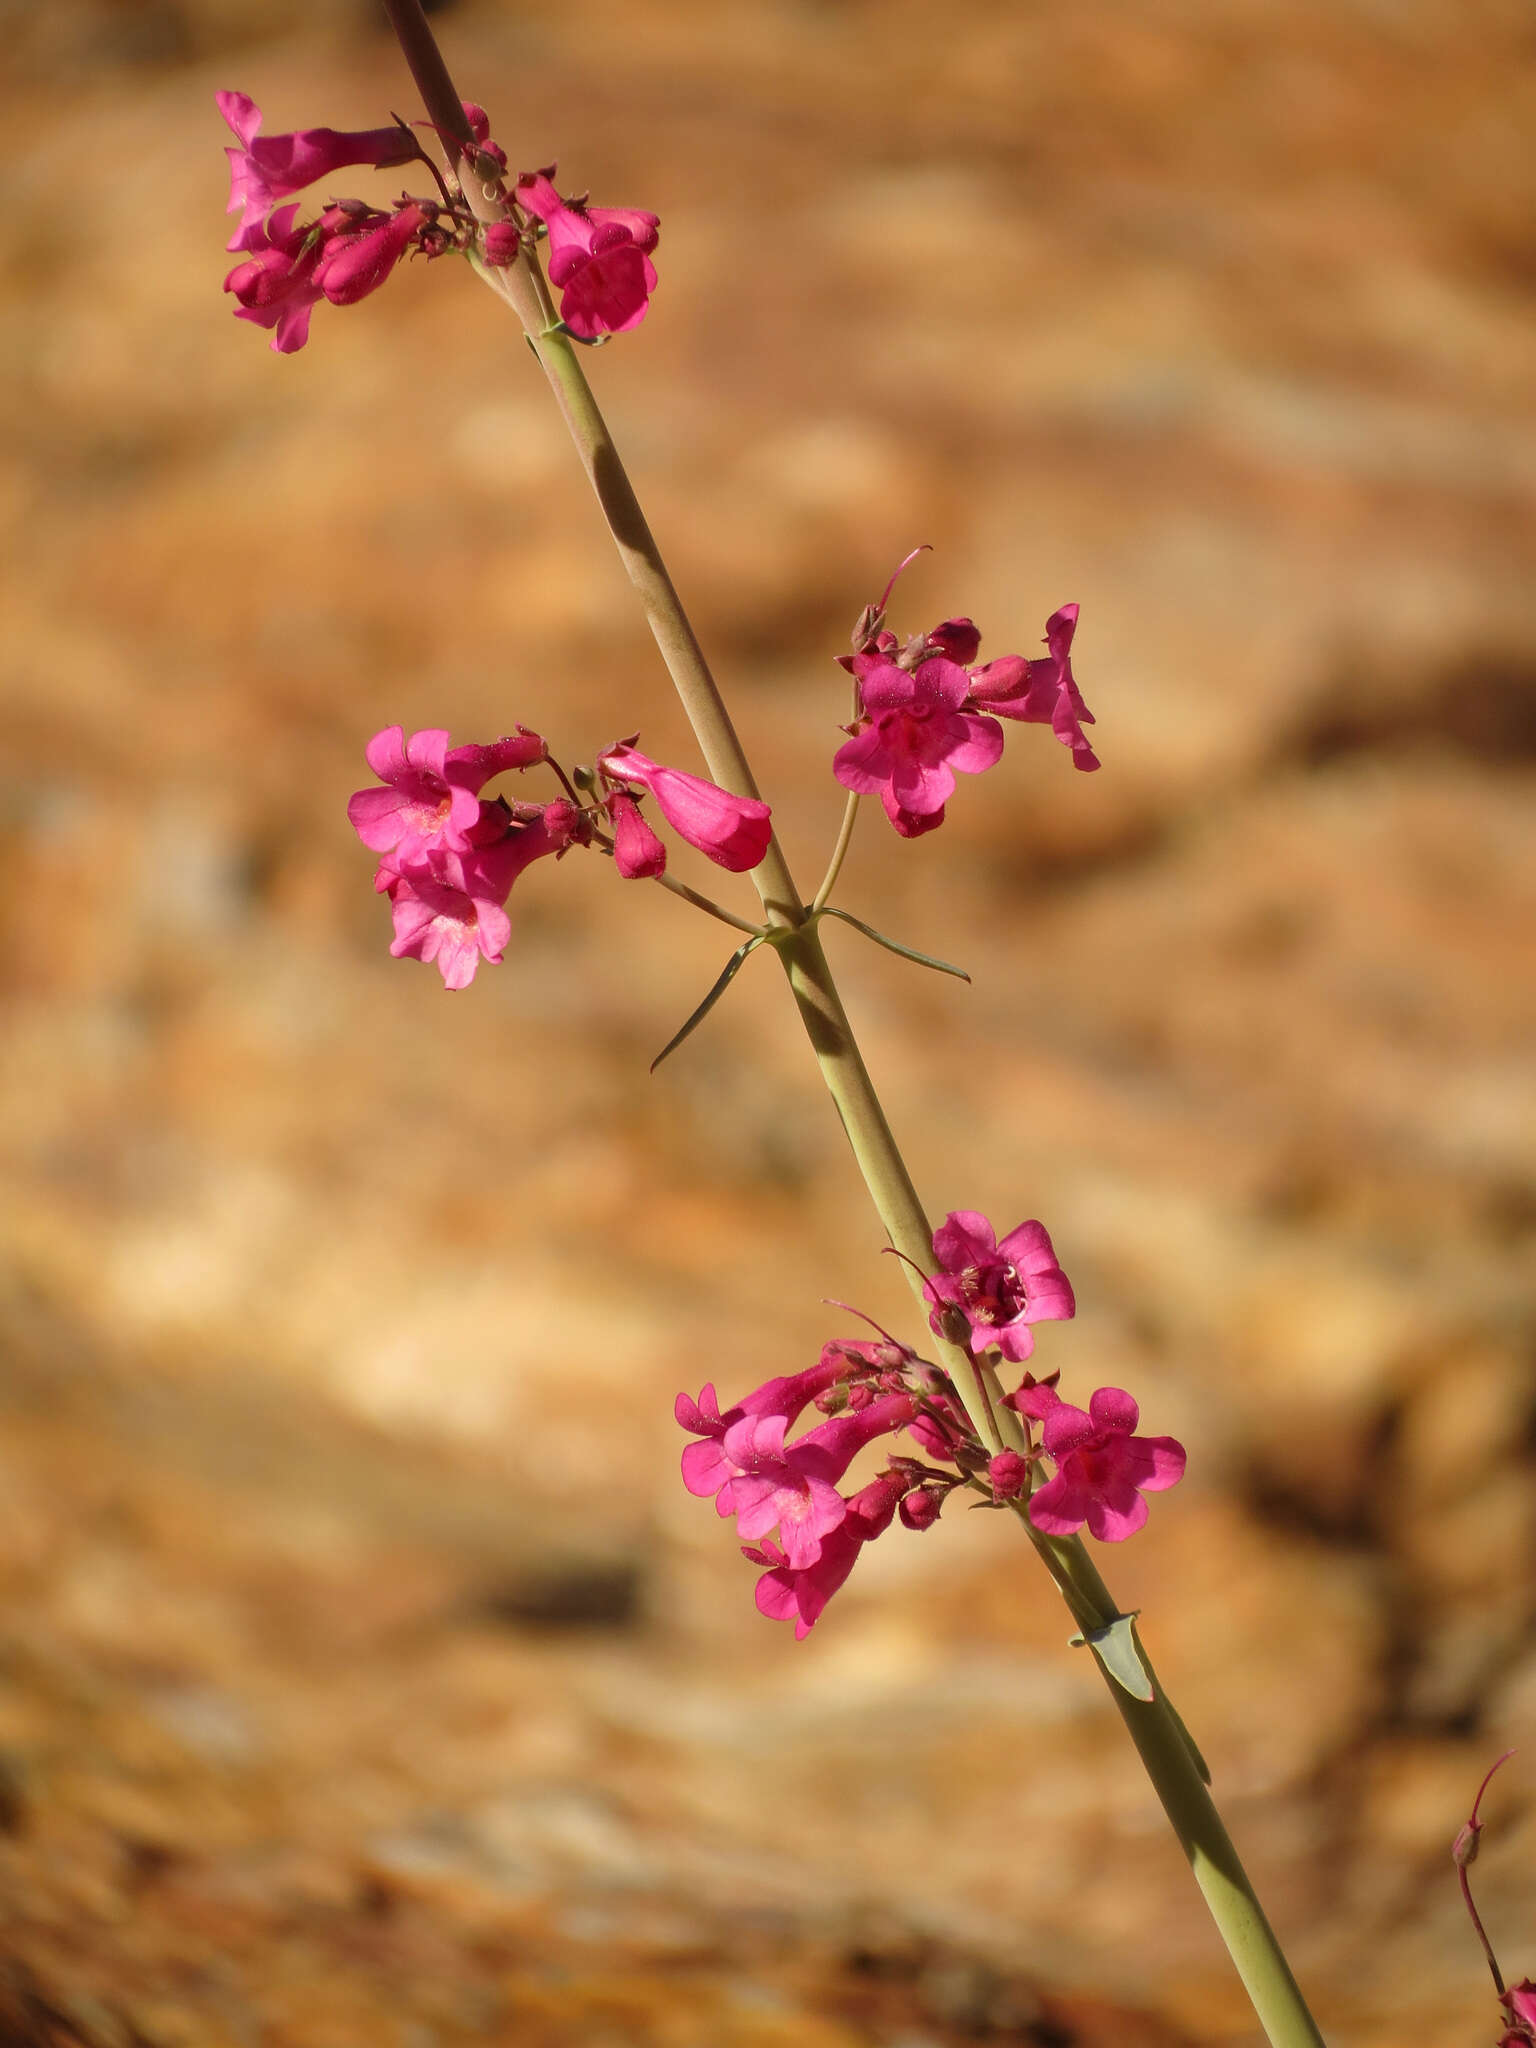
650, 935, 766, 1073
820, 906, 971, 982
1070, 1612, 1155, 1702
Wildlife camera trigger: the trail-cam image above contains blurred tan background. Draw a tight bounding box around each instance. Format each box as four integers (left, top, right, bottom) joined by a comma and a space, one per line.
1, 0, 1535, 2042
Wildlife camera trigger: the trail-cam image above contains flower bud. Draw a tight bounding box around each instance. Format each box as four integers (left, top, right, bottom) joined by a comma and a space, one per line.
608, 792, 666, 880
988, 1451, 1030, 1500
482, 221, 521, 268
899, 1486, 944, 1532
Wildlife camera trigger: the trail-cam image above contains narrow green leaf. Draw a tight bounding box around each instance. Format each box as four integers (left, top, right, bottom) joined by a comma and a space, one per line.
650, 935, 766, 1073
819, 906, 971, 982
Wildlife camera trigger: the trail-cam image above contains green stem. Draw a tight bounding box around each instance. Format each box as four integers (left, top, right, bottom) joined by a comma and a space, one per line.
380, 8, 1326, 2038
810, 789, 862, 915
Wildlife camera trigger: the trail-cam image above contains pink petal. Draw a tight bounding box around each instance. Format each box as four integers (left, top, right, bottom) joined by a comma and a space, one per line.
1135, 1435, 1186, 1492
942, 712, 1005, 776
1089, 1387, 1140, 1434
1040, 1402, 1095, 1457
1084, 1490, 1149, 1542
1026, 1471, 1089, 1535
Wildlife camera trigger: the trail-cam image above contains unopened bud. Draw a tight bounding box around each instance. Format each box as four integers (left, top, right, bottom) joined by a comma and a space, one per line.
899, 1486, 944, 1532
988, 1451, 1030, 1500
481, 220, 521, 268
541, 798, 582, 850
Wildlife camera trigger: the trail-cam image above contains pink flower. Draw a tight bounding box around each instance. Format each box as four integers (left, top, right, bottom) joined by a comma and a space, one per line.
597, 742, 771, 872
711, 1392, 917, 1568
515, 169, 660, 339
222, 203, 326, 354
379, 815, 562, 990
348, 725, 546, 867
314, 201, 431, 307
708, 1415, 850, 1568
966, 604, 1099, 772
606, 792, 667, 879
833, 653, 1003, 838
1027, 1388, 1185, 1541
749, 1471, 908, 1638
924, 1212, 1075, 1363
676, 1349, 864, 1508
217, 91, 419, 253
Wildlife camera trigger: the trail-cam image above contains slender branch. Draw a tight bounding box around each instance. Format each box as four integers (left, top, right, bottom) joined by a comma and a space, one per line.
810, 789, 862, 914
379, 0, 476, 158
650, 871, 765, 936
377, 7, 1328, 2039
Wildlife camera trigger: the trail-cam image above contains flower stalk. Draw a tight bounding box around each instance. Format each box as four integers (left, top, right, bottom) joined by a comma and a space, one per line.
364, 7, 1327, 2039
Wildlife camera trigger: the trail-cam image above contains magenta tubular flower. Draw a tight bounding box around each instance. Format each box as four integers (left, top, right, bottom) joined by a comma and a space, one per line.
515, 170, 660, 339
217, 91, 420, 253
606, 792, 667, 879
966, 604, 1099, 772
349, 725, 546, 868
380, 816, 561, 990
597, 743, 771, 872
924, 1211, 1076, 1363
314, 202, 430, 307
676, 1350, 858, 1506
1027, 1388, 1185, 1541
750, 1470, 908, 1639
711, 1415, 850, 1568
222, 203, 325, 354
712, 1391, 918, 1569
833, 654, 1003, 838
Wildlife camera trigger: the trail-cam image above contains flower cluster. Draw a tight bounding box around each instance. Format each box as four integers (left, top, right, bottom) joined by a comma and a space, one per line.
679, 1212, 1184, 1638
219, 95, 660, 352
833, 573, 1098, 837
348, 724, 570, 989
347, 725, 772, 986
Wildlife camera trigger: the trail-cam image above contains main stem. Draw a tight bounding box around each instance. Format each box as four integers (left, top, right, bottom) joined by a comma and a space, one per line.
381, 9, 1325, 2040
